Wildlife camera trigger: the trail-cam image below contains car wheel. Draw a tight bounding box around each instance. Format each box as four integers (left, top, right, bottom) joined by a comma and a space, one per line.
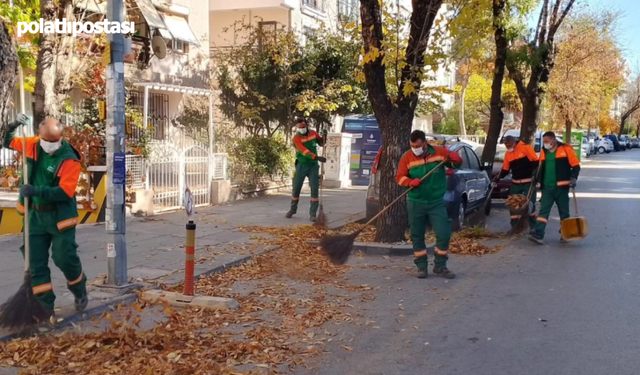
452, 198, 466, 231
598, 146, 605, 154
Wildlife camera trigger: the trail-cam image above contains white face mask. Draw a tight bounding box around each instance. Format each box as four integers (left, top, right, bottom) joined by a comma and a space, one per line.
543, 143, 553, 150
298, 127, 308, 135
412, 147, 424, 156
40, 140, 61, 154
507, 147, 514, 152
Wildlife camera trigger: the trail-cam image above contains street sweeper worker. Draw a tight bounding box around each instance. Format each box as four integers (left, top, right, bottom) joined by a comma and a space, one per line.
396, 130, 463, 279
528, 131, 580, 245
499, 135, 539, 232
3, 116, 88, 313
286, 118, 327, 222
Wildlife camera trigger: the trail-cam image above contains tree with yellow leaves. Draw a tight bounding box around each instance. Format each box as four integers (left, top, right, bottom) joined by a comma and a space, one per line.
547, 11, 624, 139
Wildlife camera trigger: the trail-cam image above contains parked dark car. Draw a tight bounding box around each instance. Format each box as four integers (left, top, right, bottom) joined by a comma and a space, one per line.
366, 142, 492, 231
469, 143, 511, 200
605, 134, 625, 151
619, 134, 633, 149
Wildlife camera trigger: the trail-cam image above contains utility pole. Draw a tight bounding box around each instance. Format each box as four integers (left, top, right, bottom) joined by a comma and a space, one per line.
105, 0, 128, 286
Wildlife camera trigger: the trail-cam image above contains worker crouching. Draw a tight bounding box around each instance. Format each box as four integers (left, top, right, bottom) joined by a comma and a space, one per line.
499, 136, 539, 232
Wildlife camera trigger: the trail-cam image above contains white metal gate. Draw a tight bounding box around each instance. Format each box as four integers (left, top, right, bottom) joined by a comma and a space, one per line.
149, 142, 182, 212
184, 145, 210, 207
148, 142, 221, 213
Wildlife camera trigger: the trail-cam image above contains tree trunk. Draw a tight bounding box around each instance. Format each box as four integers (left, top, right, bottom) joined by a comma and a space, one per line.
459, 73, 469, 137
565, 119, 572, 142
0, 21, 18, 127
34, 0, 59, 125
374, 110, 411, 243
519, 89, 541, 145
480, 0, 507, 167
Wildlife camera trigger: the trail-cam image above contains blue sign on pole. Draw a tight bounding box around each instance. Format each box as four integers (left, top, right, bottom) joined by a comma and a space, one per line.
113, 152, 126, 185
342, 115, 381, 186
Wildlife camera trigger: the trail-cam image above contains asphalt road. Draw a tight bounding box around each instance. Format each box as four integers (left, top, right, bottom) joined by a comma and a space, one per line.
302, 150, 640, 375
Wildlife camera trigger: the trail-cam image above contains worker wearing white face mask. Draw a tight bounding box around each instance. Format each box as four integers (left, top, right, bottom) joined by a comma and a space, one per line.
2, 116, 88, 313
499, 135, 539, 232
529, 131, 581, 245
396, 131, 463, 279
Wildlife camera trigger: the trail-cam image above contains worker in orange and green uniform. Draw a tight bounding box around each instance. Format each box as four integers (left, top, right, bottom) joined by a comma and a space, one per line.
3, 116, 88, 313
396, 130, 463, 279
286, 118, 327, 222
499, 135, 539, 232
529, 131, 580, 245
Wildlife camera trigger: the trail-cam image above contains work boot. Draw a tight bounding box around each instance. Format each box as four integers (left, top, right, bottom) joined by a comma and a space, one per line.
433, 267, 455, 279
416, 268, 428, 279
310, 215, 316, 223
285, 210, 295, 219
528, 234, 544, 245
74, 292, 89, 312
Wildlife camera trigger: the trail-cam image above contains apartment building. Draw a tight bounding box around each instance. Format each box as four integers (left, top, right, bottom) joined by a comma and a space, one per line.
210, 0, 359, 48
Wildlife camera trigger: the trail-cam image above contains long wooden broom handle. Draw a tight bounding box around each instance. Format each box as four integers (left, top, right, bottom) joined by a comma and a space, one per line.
362, 155, 453, 227
19, 66, 30, 273
572, 188, 578, 216
526, 160, 542, 201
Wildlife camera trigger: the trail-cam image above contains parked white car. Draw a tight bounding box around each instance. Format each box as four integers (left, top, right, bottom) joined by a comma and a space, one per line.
595, 138, 613, 154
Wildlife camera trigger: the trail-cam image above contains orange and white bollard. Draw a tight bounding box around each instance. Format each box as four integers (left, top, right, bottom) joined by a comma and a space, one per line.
183, 220, 196, 296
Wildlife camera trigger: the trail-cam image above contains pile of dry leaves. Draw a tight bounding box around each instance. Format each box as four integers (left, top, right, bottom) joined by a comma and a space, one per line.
0, 226, 371, 374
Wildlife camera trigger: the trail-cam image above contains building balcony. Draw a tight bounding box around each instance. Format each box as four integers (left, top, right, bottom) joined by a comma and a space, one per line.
210, 0, 298, 12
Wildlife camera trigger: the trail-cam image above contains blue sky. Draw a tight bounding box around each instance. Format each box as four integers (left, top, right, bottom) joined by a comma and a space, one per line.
581, 0, 640, 70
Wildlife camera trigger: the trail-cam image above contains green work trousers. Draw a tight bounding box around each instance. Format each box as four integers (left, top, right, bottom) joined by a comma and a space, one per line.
20, 210, 86, 311
534, 186, 570, 239
290, 162, 320, 217
408, 200, 451, 270
509, 182, 537, 229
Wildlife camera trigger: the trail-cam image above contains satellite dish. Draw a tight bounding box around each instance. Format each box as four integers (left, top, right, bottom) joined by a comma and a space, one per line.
151, 35, 167, 60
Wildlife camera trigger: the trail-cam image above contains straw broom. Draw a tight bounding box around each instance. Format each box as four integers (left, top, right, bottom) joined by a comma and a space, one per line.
0, 67, 52, 332
512, 162, 542, 235
320, 157, 451, 265
314, 132, 328, 227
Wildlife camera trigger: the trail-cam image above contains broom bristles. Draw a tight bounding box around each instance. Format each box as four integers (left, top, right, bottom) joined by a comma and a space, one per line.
0, 271, 52, 333
319, 231, 360, 265
314, 205, 328, 228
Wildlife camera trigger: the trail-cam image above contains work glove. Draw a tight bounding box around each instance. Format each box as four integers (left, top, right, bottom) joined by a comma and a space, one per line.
7, 114, 29, 131
20, 184, 38, 198
570, 178, 577, 188
447, 150, 463, 165
316, 156, 327, 163
409, 178, 421, 188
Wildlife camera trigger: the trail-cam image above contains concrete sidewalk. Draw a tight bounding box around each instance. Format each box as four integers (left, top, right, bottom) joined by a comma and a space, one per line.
0, 187, 366, 334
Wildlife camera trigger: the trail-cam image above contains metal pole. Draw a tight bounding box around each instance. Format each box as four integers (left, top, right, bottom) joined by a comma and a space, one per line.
183, 220, 196, 296
105, 0, 128, 286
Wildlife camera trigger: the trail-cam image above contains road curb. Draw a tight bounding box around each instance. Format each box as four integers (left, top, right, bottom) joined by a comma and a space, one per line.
0, 245, 280, 342
308, 240, 434, 257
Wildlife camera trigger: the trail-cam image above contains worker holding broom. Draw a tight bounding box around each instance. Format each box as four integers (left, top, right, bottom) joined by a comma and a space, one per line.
286, 118, 327, 222
3, 116, 88, 314
499, 135, 539, 232
528, 131, 580, 245
396, 130, 463, 279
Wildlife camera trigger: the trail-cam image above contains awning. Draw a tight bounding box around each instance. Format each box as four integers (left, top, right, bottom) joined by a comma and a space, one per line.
133, 0, 167, 30
160, 14, 200, 46
74, 0, 108, 15
155, 27, 173, 40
